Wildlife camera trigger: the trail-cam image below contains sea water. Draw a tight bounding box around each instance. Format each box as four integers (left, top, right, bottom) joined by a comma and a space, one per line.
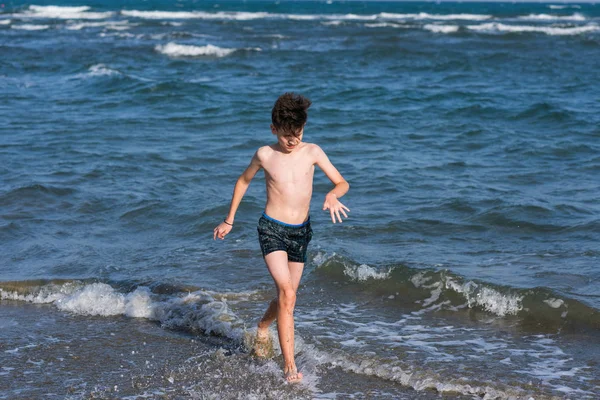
1, 1, 599, 398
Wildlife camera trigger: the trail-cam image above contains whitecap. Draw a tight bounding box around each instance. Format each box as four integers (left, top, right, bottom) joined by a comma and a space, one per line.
518, 13, 586, 22
543, 298, 565, 308
66, 20, 131, 31
343, 263, 391, 281
467, 22, 599, 36
121, 10, 270, 21
21, 5, 113, 20
379, 12, 492, 21
444, 278, 523, 317
0, 283, 246, 342
12, 24, 50, 31
424, 24, 460, 34
86, 64, 121, 77
549, 5, 581, 10
155, 42, 236, 57
0, 19, 11, 25
364, 22, 404, 29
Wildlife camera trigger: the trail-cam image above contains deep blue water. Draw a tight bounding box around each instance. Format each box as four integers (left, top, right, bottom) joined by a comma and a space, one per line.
1, 1, 599, 399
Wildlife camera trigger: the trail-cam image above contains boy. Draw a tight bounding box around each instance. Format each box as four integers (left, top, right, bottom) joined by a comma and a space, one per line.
213, 93, 349, 383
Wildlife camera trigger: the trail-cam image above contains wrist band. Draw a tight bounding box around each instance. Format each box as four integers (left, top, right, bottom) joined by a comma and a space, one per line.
223, 220, 233, 226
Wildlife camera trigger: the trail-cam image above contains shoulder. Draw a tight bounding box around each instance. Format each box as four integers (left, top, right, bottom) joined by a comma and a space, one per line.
304, 142, 324, 155
255, 145, 274, 161
304, 143, 327, 161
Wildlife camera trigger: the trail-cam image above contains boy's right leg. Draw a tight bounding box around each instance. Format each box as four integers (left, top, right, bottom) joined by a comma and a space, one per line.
257, 259, 304, 331
261, 250, 303, 382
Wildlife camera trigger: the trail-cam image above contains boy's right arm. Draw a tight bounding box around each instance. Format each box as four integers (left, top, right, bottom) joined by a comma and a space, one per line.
213, 151, 262, 240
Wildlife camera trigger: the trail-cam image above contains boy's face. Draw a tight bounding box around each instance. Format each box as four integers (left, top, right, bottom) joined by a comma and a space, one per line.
271, 124, 304, 153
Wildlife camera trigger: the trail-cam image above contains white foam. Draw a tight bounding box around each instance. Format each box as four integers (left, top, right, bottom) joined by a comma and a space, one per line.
0, 283, 245, 341
549, 5, 581, 10
379, 12, 492, 21
86, 64, 121, 77
467, 22, 599, 36
444, 278, 523, 316
424, 24, 459, 34
22, 5, 113, 20
0, 19, 11, 25
364, 22, 404, 29
543, 298, 565, 308
12, 24, 50, 30
66, 20, 132, 31
343, 263, 390, 281
155, 42, 236, 57
518, 13, 586, 22
118, 10, 493, 23
121, 10, 270, 20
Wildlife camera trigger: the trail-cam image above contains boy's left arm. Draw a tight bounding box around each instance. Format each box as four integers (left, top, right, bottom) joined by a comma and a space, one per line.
314, 145, 350, 224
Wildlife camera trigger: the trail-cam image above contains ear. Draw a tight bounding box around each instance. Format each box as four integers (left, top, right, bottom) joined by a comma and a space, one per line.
270, 124, 277, 135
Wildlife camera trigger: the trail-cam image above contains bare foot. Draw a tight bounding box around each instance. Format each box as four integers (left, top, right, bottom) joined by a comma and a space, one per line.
284, 369, 303, 383
253, 328, 273, 358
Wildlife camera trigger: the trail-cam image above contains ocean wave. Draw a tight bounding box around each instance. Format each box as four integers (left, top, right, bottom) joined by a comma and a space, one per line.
549, 5, 581, 10
119, 10, 494, 23
0, 184, 75, 206
11, 24, 49, 30
467, 22, 599, 36
66, 20, 132, 31
312, 254, 600, 330
121, 10, 271, 20
156, 42, 250, 57
379, 12, 492, 21
0, 19, 11, 25
86, 64, 122, 77
19, 5, 113, 20
300, 343, 538, 399
423, 24, 460, 34
364, 22, 404, 29
517, 13, 586, 22
0, 280, 246, 341
0, 279, 577, 398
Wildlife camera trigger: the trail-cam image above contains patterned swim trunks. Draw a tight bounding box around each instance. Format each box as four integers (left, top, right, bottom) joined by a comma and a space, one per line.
257, 212, 313, 263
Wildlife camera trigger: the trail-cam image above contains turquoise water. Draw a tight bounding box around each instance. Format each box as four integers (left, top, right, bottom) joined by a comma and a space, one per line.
1, 1, 599, 399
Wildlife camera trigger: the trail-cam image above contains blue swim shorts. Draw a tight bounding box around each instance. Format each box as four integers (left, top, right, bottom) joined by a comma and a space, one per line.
257, 212, 312, 263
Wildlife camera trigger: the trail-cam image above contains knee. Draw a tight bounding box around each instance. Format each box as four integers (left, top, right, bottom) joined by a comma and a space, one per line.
278, 288, 296, 309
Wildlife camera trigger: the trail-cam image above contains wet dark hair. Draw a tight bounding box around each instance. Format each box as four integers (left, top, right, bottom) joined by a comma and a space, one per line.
271, 92, 312, 135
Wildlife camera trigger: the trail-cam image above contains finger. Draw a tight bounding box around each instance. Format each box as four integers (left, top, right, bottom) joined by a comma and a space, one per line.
322, 203, 329, 211
213, 231, 217, 240
342, 205, 350, 212
330, 208, 335, 224
335, 209, 342, 223
340, 208, 348, 219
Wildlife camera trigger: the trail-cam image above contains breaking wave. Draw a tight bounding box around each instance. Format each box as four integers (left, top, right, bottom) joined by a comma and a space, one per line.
467, 22, 599, 36
19, 5, 113, 20
155, 43, 238, 57
312, 254, 600, 331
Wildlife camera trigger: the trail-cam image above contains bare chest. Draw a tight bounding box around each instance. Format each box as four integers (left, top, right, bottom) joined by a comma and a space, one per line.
263, 156, 315, 185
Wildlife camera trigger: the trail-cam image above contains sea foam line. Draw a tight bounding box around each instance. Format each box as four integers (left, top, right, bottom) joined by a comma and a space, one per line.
155, 43, 238, 57
467, 22, 599, 36
11, 24, 50, 31
0, 282, 245, 341
517, 13, 586, 22
120, 9, 493, 22
424, 24, 460, 34
19, 5, 113, 20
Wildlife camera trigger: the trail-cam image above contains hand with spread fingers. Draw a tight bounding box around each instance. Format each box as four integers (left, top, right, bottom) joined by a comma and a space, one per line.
322, 193, 350, 224
213, 220, 233, 240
